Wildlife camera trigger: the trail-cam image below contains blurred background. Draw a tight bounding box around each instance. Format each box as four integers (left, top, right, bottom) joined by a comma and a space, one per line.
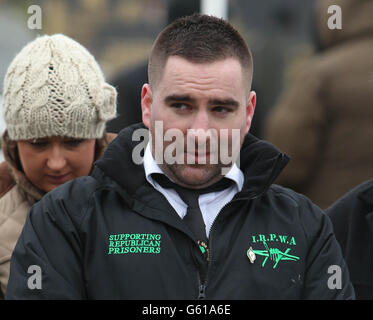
0, 0, 315, 141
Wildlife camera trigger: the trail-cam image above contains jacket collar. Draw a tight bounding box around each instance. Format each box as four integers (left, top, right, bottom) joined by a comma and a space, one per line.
238, 133, 289, 198
95, 123, 289, 199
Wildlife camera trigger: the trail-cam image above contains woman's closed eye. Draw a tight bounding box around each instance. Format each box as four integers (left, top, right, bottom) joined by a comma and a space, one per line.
63, 139, 84, 147
28, 139, 49, 148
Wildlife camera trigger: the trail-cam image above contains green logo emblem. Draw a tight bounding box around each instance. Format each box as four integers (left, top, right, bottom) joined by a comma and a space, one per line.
248, 233, 300, 269
199, 245, 206, 254
108, 233, 161, 255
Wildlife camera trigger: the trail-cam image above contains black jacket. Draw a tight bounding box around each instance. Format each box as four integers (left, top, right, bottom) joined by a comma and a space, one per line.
6, 124, 354, 299
326, 180, 373, 300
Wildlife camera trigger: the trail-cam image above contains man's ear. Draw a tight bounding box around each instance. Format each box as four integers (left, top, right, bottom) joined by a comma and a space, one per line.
141, 84, 153, 129
245, 90, 256, 134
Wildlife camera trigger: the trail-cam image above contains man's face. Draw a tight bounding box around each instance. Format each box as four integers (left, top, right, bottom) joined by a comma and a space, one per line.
141, 56, 256, 189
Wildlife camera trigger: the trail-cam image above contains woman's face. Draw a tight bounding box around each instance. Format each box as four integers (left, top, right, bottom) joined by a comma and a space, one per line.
17, 136, 96, 192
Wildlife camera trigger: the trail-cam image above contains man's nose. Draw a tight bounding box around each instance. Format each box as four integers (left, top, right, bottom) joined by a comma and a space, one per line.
191, 109, 210, 131
46, 147, 67, 170
188, 110, 213, 146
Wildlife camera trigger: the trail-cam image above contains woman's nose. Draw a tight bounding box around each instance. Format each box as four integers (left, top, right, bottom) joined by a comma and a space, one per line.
46, 147, 67, 171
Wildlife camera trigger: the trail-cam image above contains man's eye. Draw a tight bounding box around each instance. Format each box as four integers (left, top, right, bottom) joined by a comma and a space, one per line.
171, 103, 189, 110
212, 106, 232, 113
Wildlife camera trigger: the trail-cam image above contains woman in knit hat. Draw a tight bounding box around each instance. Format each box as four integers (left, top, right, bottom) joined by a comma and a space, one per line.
0, 34, 117, 297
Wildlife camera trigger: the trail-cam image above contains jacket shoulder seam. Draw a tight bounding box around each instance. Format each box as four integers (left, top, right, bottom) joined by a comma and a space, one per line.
267, 186, 302, 207
77, 182, 110, 231
267, 186, 313, 246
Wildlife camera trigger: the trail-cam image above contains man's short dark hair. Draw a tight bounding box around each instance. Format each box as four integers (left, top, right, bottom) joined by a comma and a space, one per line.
148, 13, 253, 90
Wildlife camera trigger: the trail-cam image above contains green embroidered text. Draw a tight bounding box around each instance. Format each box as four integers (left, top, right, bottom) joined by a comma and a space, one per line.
108, 233, 161, 255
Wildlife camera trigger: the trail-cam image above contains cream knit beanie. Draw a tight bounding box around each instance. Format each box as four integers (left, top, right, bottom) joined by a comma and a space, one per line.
2, 34, 117, 140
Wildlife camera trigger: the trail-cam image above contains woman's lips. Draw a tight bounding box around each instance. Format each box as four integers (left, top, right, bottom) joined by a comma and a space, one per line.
46, 173, 71, 184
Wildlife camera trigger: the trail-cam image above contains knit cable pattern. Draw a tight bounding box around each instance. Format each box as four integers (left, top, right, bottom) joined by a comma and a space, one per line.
3, 34, 117, 140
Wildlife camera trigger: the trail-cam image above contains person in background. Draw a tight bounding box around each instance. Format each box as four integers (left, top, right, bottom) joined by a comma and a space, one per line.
6, 14, 353, 300
264, 0, 373, 209
0, 34, 117, 297
106, 0, 200, 133
326, 179, 373, 299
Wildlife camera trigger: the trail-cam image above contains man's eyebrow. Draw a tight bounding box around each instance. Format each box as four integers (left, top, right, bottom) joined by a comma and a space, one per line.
164, 95, 240, 108
164, 95, 196, 104
208, 98, 240, 108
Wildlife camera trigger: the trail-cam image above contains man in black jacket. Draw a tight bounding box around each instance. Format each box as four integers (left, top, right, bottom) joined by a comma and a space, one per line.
6, 14, 354, 299
326, 180, 373, 300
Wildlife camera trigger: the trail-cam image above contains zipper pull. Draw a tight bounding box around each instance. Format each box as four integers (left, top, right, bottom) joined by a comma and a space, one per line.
198, 284, 206, 299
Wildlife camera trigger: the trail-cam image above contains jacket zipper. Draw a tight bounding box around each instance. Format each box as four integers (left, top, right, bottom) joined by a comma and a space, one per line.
196, 189, 267, 299
196, 197, 244, 299
197, 273, 206, 299
195, 154, 287, 299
